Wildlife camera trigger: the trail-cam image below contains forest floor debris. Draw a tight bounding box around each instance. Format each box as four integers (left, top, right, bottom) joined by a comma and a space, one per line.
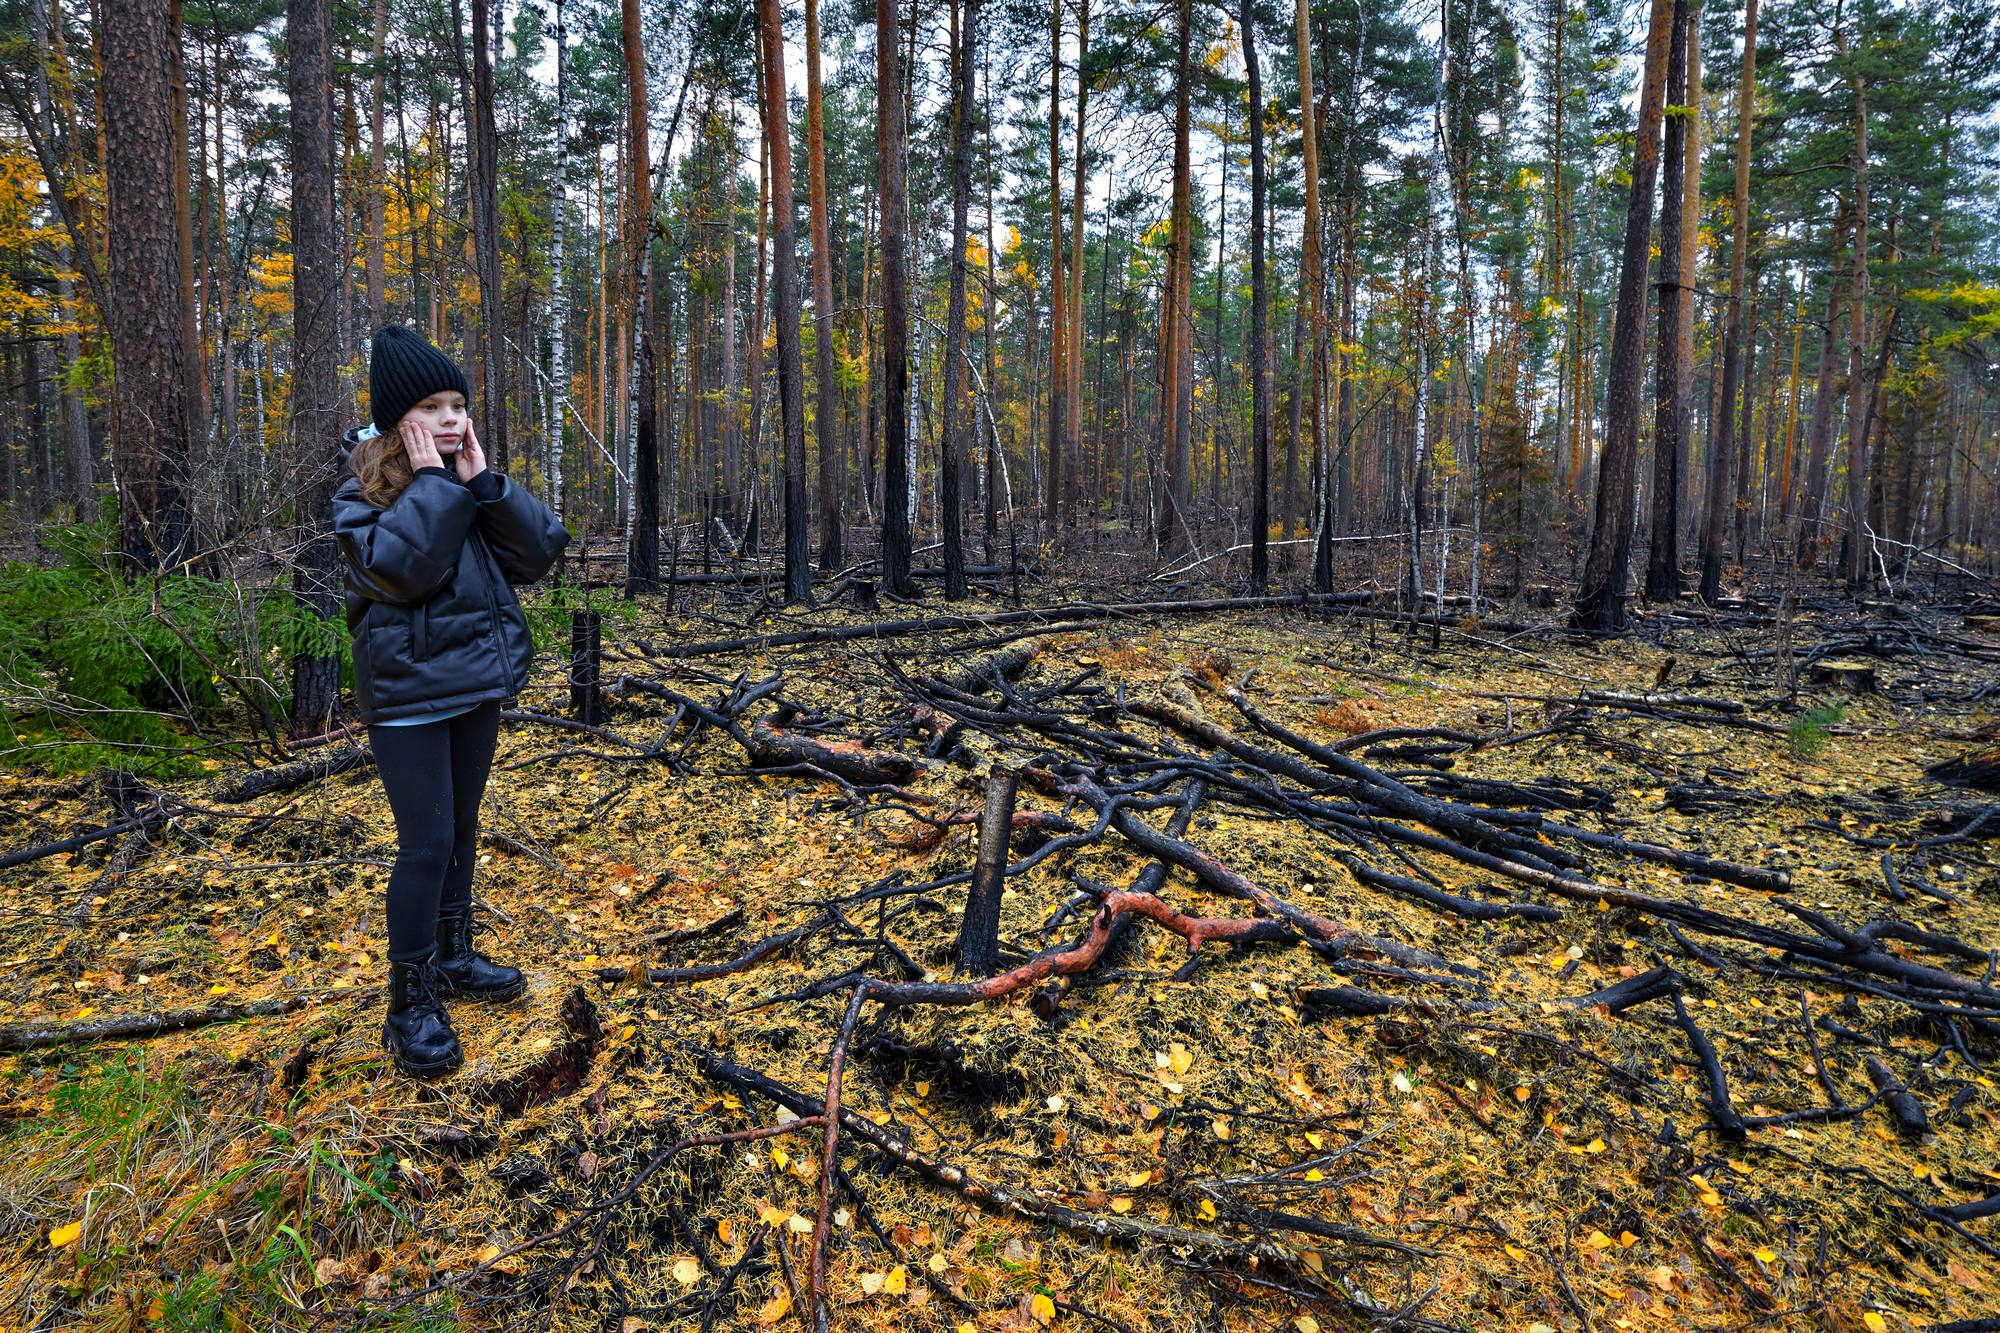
1, 588, 1997, 1332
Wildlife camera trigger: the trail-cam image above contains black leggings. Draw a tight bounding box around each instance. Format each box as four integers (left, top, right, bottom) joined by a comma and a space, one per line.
369, 700, 503, 962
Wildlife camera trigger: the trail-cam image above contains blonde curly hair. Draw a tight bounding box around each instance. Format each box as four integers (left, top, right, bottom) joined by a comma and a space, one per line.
348, 429, 415, 508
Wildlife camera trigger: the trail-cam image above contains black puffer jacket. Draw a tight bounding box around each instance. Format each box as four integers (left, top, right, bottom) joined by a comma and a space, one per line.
333, 427, 571, 724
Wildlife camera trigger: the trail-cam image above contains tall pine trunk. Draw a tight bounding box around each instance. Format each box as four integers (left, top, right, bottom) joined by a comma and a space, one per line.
1572, 0, 1675, 632
621, 0, 659, 593
1643, 0, 1692, 604
805, 0, 843, 570
877, 0, 914, 596
939, 0, 979, 600
756, 0, 809, 603
102, 0, 194, 574
469, 0, 507, 472
287, 0, 342, 733
1245, 0, 1271, 593
1698, 0, 1758, 605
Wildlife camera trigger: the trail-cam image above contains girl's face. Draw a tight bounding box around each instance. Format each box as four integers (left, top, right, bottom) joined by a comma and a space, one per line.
398, 392, 468, 453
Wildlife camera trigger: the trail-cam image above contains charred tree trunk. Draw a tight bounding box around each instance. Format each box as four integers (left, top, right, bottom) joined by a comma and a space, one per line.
805, 0, 843, 572
939, 0, 979, 602
621, 0, 659, 595
1643, 0, 1692, 605
1245, 0, 1271, 594
1573, 0, 1675, 633
876, 0, 914, 597
757, 0, 809, 605
1698, 0, 1758, 607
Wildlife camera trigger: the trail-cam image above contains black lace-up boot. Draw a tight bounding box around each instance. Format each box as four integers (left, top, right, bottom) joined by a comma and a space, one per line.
433, 905, 527, 1002
382, 954, 463, 1078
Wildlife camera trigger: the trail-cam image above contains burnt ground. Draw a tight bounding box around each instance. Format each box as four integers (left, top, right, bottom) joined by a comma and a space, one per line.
1, 585, 1997, 1332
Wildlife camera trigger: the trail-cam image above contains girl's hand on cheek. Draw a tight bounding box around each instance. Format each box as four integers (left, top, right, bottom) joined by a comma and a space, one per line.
399, 420, 444, 471
456, 418, 488, 482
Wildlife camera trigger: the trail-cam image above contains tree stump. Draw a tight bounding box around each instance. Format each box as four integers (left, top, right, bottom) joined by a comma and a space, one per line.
1808, 660, 1877, 694
957, 765, 1019, 978
570, 609, 605, 725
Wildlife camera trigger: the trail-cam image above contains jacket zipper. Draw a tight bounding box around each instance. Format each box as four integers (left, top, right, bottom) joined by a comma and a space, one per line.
414, 601, 429, 661
488, 585, 513, 692
481, 535, 514, 692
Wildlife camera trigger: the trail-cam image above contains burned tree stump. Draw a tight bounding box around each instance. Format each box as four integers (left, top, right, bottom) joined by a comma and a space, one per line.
1864, 1053, 1930, 1139
957, 765, 1020, 978
1808, 660, 1877, 694
570, 609, 605, 726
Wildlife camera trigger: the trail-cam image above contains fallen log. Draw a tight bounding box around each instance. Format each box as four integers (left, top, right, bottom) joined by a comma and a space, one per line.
207, 745, 374, 804
645, 592, 1378, 660
0, 992, 344, 1053
747, 718, 918, 787
923, 636, 1046, 696
0, 813, 162, 872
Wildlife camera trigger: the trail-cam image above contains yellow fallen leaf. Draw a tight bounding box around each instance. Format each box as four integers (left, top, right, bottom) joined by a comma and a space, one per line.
785, 1213, 814, 1234
1031, 1292, 1056, 1323
1126, 1171, 1151, 1188
1582, 1229, 1615, 1250
1198, 1199, 1217, 1221
860, 1271, 885, 1295
1111, 1197, 1134, 1214
757, 1204, 788, 1226
48, 1220, 82, 1248
882, 1265, 907, 1295
1753, 1247, 1777, 1264
928, 1253, 949, 1274
717, 1218, 735, 1244
756, 1290, 792, 1324
1862, 1315, 1888, 1333
1304, 1131, 1324, 1149
1303, 1168, 1324, 1182
1584, 1138, 1607, 1154
1212, 1117, 1231, 1141
1295, 1319, 1320, 1333
672, 1257, 701, 1286
1168, 1042, 1194, 1076
1504, 1244, 1529, 1262
770, 1146, 789, 1171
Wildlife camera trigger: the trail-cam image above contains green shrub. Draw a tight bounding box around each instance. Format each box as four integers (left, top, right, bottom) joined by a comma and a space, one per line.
520, 572, 641, 655
0, 517, 350, 777
1787, 699, 1849, 758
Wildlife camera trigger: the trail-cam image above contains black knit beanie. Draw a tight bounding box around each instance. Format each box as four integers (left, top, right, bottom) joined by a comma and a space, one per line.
368, 325, 471, 434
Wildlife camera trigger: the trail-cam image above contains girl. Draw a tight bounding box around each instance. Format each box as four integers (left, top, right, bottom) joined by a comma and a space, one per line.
334, 325, 570, 1078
